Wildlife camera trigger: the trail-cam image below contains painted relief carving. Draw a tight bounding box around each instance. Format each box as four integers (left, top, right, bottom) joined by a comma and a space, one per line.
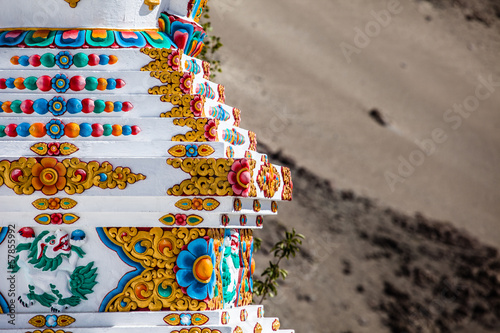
9, 228, 97, 312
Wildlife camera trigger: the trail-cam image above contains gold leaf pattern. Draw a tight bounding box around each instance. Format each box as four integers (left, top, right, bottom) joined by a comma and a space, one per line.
30, 143, 48, 156
28, 315, 46, 328
140, 48, 183, 71
59, 143, 79, 156
57, 315, 76, 327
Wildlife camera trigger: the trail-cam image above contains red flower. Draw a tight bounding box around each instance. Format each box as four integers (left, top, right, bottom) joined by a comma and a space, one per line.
168, 51, 181, 70
51, 213, 63, 224
227, 159, 251, 197
190, 95, 204, 117
204, 119, 217, 141
175, 214, 187, 226
47, 142, 60, 156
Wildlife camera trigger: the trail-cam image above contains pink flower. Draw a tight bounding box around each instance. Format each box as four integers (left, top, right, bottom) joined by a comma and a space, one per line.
227, 159, 251, 197
175, 214, 187, 226
47, 142, 60, 156
51, 213, 63, 225
190, 95, 204, 117
179, 74, 192, 94
204, 119, 218, 141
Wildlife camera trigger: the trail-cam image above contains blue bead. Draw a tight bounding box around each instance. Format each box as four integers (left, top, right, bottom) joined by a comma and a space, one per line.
79, 123, 92, 137
16, 122, 30, 137
98, 173, 108, 182
113, 101, 122, 112
6, 78, 15, 88
0, 102, 3, 112
67, 98, 83, 114
18, 56, 30, 66
71, 229, 86, 241
33, 99, 49, 114
122, 125, 132, 136
106, 78, 116, 90
99, 55, 110, 65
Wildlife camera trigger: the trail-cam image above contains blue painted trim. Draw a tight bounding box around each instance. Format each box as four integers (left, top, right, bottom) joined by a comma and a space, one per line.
0, 227, 8, 245
96, 228, 144, 312
0, 292, 9, 314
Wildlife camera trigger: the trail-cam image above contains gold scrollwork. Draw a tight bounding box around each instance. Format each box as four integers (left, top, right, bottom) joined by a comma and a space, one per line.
160, 94, 206, 118
140, 48, 183, 71
171, 118, 218, 142
281, 167, 293, 201
0, 157, 145, 196
166, 158, 234, 196
64, 0, 80, 8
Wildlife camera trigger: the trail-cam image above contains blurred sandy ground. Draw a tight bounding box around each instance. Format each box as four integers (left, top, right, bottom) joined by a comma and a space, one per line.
209, 0, 500, 246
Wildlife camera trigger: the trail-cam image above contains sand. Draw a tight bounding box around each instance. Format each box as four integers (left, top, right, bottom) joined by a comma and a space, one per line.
208, 0, 500, 331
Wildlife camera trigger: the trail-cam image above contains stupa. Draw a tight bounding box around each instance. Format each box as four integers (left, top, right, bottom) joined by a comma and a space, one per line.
0, 1, 293, 332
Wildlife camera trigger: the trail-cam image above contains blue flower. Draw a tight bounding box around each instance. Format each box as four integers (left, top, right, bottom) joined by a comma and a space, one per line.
45, 315, 58, 327
51, 74, 69, 93
185, 144, 198, 157
48, 97, 67, 116
180, 313, 192, 326
176, 238, 216, 300
55, 51, 73, 69
46, 119, 65, 139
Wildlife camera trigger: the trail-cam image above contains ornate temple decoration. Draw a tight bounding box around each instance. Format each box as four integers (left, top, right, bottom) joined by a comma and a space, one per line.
34, 213, 80, 225
166, 158, 254, 197
28, 314, 76, 328
161, 94, 205, 118
11, 52, 118, 69
32, 198, 78, 210
282, 166, 293, 201
141, 48, 183, 72
163, 313, 209, 326
0, 157, 146, 195
171, 118, 219, 142
144, 0, 161, 10
159, 213, 204, 226
174, 198, 220, 211
30, 143, 79, 156
168, 144, 215, 158
256, 163, 280, 198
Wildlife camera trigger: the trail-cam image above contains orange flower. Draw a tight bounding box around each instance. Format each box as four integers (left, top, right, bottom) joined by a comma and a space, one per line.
48, 198, 61, 210
192, 198, 203, 210
32, 158, 67, 195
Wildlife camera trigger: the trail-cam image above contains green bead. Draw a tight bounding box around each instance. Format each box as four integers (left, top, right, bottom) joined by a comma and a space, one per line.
24, 76, 38, 90
94, 99, 105, 113
0, 125, 5, 137
85, 76, 98, 91
74, 53, 89, 68
103, 124, 112, 136
40, 53, 55, 68
10, 100, 22, 113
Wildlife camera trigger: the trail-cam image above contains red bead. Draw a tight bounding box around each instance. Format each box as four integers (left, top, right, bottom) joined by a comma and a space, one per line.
88, 54, 100, 66
21, 100, 34, 114
69, 76, 86, 91
131, 126, 141, 135
0, 79, 6, 89
91, 123, 104, 137
29, 55, 41, 67
82, 99, 94, 113
122, 102, 133, 112
10, 169, 23, 182
115, 79, 126, 88
37, 75, 52, 92
19, 227, 35, 238
5, 124, 18, 137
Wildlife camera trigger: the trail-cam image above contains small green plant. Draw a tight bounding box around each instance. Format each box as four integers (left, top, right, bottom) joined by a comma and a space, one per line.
253, 228, 305, 304
200, 6, 223, 79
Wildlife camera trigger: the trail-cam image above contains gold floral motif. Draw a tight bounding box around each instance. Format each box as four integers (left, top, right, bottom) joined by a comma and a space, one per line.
32, 198, 77, 210
272, 319, 281, 331
140, 48, 183, 71
254, 323, 263, 333
282, 167, 293, 201
256, 163, 280, 198
166, 158, 234, 196
237, 229, 253, 307
27, 330, 70, 333
148, 71, 194, 104
248, 159, 257, 197
160, 94, 206, 118
233, 108, 241, 127
168, 144, 215, 157
174, 198, 220, 211
171, 118, 218, 142
64, 0, 80, 8
217, 85, 225, 103
248, 131, 257, 151
28, 315, 75, 328
163, 313, 209, 326
104, 228, 214, 312
0, 157, 145, 195
202, 61, 211, 80
233, 327, 243, 333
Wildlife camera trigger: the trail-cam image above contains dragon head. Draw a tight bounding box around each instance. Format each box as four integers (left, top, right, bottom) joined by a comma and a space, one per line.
37, 229, 71, 260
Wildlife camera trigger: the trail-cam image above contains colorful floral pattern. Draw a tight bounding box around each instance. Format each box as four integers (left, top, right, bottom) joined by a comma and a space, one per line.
176, 238, 216, 300
32, 157, 67, 195
204, 119, 218, 141
55, 51, 73, 69
52, 74, 70, 93
48, 97, 67, 116
45, 119, 65, 139
227, 159, 252, 197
